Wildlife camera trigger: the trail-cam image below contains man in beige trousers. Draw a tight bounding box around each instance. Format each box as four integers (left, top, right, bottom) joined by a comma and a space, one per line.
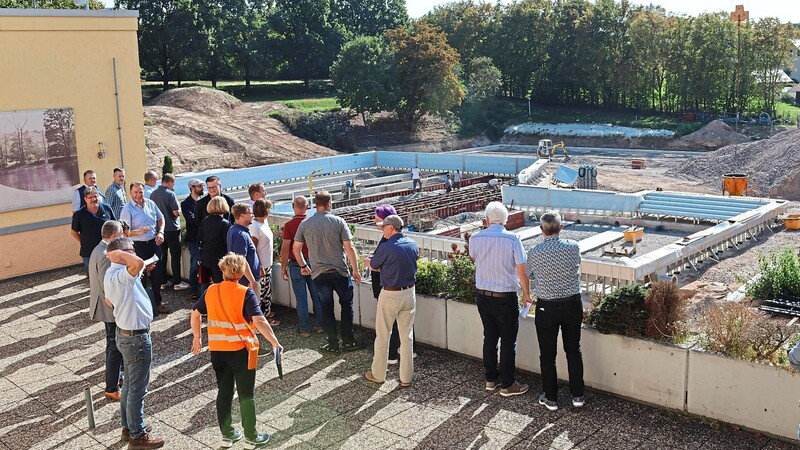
363, 215, 419, 387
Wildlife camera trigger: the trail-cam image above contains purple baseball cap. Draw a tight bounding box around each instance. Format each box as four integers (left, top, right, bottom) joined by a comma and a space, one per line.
375, 204, 397, 219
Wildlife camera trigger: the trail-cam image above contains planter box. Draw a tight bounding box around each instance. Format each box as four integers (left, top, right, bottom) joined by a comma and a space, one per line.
579, 329, 687, 410
518, 320, 686, 410
687, 350, 800, 441
415, 294, 447, 348
359, 282, 377, 329
271, 264, 292, 307
445, 300, 483, 359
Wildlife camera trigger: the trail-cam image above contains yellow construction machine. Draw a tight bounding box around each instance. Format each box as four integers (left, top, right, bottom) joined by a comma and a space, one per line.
536, 139, 570, 160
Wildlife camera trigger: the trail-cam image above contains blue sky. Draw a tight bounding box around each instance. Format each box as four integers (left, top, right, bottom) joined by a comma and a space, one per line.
406, 0, 800, 22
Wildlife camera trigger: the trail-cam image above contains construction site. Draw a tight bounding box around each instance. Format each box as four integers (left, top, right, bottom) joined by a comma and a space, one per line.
176, 125, 800, 318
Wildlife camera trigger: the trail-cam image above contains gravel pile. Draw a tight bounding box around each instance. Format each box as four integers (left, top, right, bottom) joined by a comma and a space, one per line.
670, 128, 800, 200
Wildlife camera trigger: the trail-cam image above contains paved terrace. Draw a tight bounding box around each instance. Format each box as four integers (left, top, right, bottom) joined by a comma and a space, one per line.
0, 267, 797, 450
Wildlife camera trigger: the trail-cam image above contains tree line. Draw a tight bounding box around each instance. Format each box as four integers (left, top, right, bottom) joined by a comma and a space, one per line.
4, 0, 796, 121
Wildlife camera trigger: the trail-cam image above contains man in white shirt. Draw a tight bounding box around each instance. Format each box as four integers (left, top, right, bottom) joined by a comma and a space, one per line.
410, 166, 422, 193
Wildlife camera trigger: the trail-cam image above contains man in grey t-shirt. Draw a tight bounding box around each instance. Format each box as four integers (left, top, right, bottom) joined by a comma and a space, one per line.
150, 173, 188, 291
293, 190, 362, 353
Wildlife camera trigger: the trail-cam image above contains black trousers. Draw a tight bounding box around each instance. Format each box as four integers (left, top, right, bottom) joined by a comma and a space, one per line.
475, 293, 519, 389
535, 295, 585, 401
133, 239, 163, 309
160, 230, 182, 284
211, 349, 257, 440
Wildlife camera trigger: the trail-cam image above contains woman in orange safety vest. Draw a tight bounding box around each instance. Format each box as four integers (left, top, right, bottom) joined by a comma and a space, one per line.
190, 253, 282, 449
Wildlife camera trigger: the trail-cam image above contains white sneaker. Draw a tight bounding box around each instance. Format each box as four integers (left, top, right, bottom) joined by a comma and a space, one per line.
387, 359, 399, 365
174, 282, 190, 291
413, 352, 418, 359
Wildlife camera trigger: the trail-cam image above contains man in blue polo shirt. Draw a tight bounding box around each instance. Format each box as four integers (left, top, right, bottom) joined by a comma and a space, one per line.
71, 186, 115, 272
104, 237, 165, 449
363, 215, 419, 388
226, 203, 260, 291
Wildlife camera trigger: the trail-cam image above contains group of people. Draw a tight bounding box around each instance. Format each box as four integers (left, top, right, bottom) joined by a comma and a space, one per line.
81, 164, 585, 449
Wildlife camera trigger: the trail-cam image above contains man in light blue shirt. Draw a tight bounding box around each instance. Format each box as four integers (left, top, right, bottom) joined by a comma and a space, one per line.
469, 201, 531, 398
143, 170, 158, 199
104, 237, 165, 449
120, 182, 169, 315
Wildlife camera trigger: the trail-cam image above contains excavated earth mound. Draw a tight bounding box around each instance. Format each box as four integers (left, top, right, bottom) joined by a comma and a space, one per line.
670, 127, 800, 200
668, 119, 750, 150
144, 87, 336, 173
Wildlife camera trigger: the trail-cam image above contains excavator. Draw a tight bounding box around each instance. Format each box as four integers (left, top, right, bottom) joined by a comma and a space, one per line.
536, 139, 570, 160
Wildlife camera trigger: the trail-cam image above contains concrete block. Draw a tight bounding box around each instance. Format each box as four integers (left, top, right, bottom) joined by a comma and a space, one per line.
445, 301, 483, 359
579, 329, 687, 410
687, 350, 800, 441
415, 294, 446, 348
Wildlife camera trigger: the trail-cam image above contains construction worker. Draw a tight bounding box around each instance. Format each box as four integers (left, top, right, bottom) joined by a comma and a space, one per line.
411, 165, 422, 193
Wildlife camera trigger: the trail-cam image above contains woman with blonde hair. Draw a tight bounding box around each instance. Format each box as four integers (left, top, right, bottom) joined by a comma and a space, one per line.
198, 196, 231, 293
191, 253, 282, 449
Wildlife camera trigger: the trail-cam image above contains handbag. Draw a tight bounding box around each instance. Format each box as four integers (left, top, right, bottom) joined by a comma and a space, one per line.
210, 284, 260, 370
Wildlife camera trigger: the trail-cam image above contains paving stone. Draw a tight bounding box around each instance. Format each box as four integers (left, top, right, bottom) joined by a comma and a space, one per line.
0, 376, 29, 409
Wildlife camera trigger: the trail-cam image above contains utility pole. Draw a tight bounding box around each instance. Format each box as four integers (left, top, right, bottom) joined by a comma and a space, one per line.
729, 4, 749, 130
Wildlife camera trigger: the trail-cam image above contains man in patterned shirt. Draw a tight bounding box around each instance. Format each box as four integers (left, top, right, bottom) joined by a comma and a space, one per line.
469, 202, 532, 397
105, 167, 127, 219
526, 211, 584, 411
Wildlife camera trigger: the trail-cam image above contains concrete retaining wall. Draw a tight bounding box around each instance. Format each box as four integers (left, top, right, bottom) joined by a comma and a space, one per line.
687, 350, 800, 441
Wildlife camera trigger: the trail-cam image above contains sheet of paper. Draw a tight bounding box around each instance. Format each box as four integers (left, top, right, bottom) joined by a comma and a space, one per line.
519, 303, 532, 318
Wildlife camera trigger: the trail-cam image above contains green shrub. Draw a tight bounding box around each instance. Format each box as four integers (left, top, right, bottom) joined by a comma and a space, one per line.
588, 284, 648, 336
745, 247, 800, 300
445, 255, 476, 303
162, 155, 174, 175
270, 223, 283, 262
268, 110, 354, 152
415, 260, 448, 297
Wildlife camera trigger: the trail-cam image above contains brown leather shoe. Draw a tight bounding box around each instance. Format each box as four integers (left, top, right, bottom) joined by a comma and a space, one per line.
103, 390, 120, 402
126, 433, 164, 449
121, 422, 153, 442
156, 304, 170, 314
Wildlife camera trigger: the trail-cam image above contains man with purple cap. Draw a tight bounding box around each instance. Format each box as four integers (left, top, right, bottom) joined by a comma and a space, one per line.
370, 204, 416, 365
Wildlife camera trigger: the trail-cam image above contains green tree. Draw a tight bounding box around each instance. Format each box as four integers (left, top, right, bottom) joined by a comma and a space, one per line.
747, 18, 795, 116
331, 0, 408, 38
422, 1, 495, 77
385, 23, 464, 127
273, 0, 345, 88
466, 56, 501, 101
118, 0, 202, 91
43, 108, 76, 159
330, 36, 399, 124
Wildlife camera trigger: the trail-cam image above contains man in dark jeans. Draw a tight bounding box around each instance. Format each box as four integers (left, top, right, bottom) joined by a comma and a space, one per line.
526, 210, 585, 411
292, 190, 362, 353
468, 202, 532, 397
150, 173, 189, 291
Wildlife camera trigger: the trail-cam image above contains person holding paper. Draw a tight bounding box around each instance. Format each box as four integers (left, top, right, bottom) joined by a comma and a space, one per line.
468, 201, 532, 397
190, 253, 281, 449
120, 181, 169, 316
526, 211, 584, 411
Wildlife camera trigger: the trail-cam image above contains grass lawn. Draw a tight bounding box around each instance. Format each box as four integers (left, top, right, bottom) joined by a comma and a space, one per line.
281, 97, 340, 113
776, 102, 800, 122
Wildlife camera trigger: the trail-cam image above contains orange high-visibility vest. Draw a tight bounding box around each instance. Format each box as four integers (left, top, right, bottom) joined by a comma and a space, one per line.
205, 281, 258, 352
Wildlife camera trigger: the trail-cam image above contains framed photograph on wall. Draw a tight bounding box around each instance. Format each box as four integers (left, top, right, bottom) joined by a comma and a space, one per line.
0, 107, 78, 212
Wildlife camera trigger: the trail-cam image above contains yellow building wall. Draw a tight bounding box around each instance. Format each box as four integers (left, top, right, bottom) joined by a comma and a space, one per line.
0, 10, 146, 279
